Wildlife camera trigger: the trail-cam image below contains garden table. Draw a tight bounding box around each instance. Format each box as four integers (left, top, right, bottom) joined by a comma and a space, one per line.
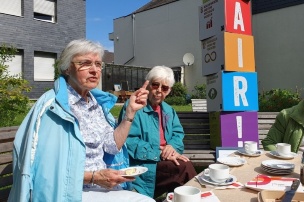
183, 151, 302, 202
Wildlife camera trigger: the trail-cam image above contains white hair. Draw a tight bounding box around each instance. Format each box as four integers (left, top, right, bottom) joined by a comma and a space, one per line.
57, 39, 104, 74
145, 65, 175, 87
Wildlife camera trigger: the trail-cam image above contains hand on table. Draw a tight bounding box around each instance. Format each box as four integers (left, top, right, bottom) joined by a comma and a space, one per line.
94, 169, 135, 189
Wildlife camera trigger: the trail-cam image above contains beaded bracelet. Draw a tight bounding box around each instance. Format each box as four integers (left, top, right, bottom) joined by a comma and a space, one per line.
90, 171, 96, 186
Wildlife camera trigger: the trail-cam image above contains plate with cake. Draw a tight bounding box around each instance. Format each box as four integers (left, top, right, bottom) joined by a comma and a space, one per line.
120, 166, 148, 177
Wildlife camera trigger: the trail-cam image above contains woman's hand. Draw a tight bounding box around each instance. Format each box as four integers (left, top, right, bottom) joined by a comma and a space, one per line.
93, 169, 135, 189
160, 145, 190, 165
166, 153, 190, 166
160, 145, 176, 160
126, 80, 149, 117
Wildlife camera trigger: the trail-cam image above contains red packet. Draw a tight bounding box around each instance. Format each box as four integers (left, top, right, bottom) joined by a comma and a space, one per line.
245, 175, 304, 192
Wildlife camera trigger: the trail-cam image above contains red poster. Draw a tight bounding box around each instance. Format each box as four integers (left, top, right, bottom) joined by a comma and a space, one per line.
225, 0, 252, 35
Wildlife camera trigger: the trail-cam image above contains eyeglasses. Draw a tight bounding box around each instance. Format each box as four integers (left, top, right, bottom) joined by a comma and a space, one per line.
151, 82, 170, 92
71, 60, 102, 71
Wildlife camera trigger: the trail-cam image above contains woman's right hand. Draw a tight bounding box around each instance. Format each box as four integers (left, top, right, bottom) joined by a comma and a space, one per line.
93, 169, 135, 189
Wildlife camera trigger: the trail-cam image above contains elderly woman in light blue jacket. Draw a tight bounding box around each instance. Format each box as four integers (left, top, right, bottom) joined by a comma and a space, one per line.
8, 39, 155, 202
119, 66, 197, 198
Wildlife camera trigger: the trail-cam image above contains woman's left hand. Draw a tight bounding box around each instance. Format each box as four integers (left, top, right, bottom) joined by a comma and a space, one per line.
166, 154, 190, 166
160, 145, 176, 160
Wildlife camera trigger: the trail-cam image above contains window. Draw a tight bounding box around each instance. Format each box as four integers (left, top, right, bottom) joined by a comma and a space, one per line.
0, 0, 22, 16
34, 51, 56, 81
6, 50, 23, 77
34, 0, 56, 22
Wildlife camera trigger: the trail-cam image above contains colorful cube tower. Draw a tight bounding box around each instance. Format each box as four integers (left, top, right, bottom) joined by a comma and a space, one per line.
199, 0, 259, 149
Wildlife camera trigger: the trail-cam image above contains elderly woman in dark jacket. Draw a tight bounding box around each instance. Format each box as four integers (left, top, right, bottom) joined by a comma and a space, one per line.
119, 66, 197, 199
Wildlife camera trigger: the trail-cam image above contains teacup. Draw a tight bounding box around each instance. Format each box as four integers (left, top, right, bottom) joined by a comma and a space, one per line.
276, 143, 291, 156
166, 186, 201, 202
244, 141, 258, 154
203, 164, 230, 183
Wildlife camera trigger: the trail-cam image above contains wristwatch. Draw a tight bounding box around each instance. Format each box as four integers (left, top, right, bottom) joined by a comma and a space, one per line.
123, 115, 133, 122
281, 179, 300, 202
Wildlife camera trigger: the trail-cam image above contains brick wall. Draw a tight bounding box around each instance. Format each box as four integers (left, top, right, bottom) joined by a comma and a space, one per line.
0, 0, 86, 99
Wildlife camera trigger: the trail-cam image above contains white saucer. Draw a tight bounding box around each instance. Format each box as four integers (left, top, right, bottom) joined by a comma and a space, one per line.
261, 160, 295, 170
200, 174, 237, 186
120, 166, 148, 177
217, 156, 247, 167
237, 148, 262, 157
269, 151, 297, 159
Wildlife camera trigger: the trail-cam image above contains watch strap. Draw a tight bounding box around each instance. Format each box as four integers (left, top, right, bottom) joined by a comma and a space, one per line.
124, 115, 133, 122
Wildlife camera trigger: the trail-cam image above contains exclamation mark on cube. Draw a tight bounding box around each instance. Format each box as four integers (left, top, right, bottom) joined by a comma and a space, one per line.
236, 116, 243, 147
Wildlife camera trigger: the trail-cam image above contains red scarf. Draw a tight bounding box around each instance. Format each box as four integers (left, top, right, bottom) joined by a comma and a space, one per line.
152, 105, 167, 146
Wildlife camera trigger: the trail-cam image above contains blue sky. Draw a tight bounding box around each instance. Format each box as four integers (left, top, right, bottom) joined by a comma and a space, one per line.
86, 0, 150, 52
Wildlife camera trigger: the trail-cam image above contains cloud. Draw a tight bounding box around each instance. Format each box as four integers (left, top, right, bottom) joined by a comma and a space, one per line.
87, 17, 103, 22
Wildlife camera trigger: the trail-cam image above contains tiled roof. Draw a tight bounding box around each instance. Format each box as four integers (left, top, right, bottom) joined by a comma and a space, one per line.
252, 0, 304, 14
103, 50, 114, 64
133, 0, 179, 14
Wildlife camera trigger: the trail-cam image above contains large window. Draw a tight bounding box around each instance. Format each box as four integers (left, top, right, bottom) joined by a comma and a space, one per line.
34, 0, 56, 22
6, 50, 23, 77
0, 0, 22, 16
34, 51, 55, 81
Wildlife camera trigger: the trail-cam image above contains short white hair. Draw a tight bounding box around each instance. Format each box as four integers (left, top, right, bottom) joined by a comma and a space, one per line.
57, 39, 104, 74
145, 65, 175, 87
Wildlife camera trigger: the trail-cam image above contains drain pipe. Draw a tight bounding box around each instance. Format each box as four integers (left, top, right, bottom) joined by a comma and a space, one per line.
124, 14, 135, 65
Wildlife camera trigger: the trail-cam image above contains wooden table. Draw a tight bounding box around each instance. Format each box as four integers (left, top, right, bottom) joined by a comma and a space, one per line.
184, 151, 302, 202
111, 91, 133, 102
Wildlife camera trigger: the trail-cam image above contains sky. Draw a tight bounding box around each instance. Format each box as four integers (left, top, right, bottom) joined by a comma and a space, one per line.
86, 0, 151, 52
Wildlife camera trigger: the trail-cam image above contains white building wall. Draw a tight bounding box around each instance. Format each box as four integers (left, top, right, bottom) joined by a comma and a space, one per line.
113, 0, 204, 91
113, 0, 304, 96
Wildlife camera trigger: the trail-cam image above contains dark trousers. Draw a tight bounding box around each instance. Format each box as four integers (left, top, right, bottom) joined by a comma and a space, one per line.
153, 160, 197, 198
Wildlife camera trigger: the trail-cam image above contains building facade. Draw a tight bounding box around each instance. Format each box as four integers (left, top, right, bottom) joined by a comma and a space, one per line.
0, 0, 86, 99
111, 0, 304, 97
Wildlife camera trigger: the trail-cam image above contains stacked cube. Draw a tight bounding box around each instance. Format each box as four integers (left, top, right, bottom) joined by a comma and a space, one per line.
199, 0, 259, 149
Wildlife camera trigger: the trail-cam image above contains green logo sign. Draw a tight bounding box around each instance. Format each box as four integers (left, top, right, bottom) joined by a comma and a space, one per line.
208, 88, 217, 99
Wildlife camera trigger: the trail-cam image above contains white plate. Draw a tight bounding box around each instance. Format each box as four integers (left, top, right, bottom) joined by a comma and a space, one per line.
200, 174, 237, 186
261, 160, 295, 170
269, 151, 297, 159
237, 148, 263, 157
120, 166, 148, 177
217, 156, 247, 167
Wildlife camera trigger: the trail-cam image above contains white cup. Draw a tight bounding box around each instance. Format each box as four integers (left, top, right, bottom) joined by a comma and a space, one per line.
203, 164, 230, 183
166, 186, 201, 202
276, 143, 291, 156
244, 141, 258, 154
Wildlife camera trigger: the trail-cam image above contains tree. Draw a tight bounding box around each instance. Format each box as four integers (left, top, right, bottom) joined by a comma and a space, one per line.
0, 44, 31, 127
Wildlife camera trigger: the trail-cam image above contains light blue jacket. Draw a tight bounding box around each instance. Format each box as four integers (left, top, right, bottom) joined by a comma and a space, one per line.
8, 76, 128, 202
118, 101, 185, 197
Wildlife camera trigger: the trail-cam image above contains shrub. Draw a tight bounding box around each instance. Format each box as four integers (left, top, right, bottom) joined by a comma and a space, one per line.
165, 82, 188, 105
191, 83, 207, 99
167, 82, 187, 98
258, 88, 301, 112
165, 96, 187, 106
0, 44, 31, 127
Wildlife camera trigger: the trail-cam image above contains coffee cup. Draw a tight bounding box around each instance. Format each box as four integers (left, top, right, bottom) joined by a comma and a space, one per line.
276, 143, 291, 156
203, 164, 230, 183
244, 141, 258, 154
166, 186, 201, 202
